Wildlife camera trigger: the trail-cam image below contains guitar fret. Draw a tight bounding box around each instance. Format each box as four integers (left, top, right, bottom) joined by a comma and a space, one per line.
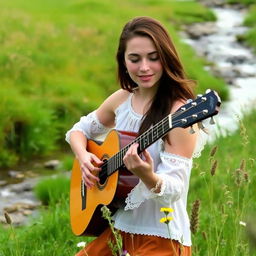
106, 116, 171, 177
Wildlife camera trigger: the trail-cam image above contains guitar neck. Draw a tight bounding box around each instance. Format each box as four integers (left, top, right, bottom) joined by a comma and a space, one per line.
105, 114, 172, 177
100, 90, 221, 179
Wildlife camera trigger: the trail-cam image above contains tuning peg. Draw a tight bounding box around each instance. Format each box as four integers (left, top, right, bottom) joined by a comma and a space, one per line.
198, 122, 208, 134
197, 94, 203, 98
186, 99, 193, 103
189, 125, 196, 134
206, 89, 211, 94
210, 117, 215, 125
198, 121, 205, 130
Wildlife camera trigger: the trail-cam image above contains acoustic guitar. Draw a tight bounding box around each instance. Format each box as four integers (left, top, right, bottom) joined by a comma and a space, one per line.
70, 89, 221, 236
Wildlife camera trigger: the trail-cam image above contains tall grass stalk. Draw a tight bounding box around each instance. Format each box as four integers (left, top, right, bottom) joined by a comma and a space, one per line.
190, 109, 256, 255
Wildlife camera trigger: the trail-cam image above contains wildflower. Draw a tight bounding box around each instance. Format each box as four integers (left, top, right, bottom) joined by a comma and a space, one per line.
239, 221, 247, 227
160, 216, 173, 224
121, 250, 131, 256
101, 205, 123, 256
160, 207, 174, 215
159, 208, 178, 256
77, 241, 87, 248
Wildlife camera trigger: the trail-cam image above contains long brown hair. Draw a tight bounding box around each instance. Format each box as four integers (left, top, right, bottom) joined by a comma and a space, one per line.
116, 16, 196, 135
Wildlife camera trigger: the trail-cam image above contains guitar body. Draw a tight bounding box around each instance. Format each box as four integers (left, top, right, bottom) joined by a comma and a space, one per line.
70, 129, 139, 237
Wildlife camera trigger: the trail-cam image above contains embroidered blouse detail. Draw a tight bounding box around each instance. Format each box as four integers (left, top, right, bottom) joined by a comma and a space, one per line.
65, 110, 111, 143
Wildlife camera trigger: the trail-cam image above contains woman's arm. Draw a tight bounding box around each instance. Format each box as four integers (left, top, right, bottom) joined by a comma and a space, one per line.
67, 89, 130, 187
123, 100, 197, 192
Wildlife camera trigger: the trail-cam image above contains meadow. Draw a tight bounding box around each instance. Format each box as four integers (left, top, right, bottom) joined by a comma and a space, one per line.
1, 0, 256, 255
1, 109, 255, 256
0, 0, 227, 167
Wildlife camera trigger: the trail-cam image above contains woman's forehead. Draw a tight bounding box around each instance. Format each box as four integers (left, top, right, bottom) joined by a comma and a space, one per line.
125, 36, 157, 55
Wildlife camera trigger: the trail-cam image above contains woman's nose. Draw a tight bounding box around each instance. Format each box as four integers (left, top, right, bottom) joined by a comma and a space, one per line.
140, 59, 150, 72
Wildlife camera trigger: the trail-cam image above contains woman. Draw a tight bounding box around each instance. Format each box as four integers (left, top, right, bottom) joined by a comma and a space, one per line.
66, 16, 200, 256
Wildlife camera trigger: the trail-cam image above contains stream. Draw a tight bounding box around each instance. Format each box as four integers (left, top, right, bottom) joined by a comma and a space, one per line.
1, 3, 256, 226
183, 6, 256, 138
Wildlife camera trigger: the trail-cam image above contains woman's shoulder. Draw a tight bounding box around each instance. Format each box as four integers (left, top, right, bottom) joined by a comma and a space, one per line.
96, 89, 131, 121
96, 89, 131, 127
104, 89, 131, 110
111, 89, 131, 101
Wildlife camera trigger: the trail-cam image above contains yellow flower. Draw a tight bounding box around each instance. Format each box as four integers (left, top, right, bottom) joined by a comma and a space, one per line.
160, 216, 173, 224
160, 207, 174, 215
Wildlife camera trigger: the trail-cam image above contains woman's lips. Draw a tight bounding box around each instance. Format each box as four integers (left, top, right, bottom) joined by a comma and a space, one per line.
138, 74, 153, 81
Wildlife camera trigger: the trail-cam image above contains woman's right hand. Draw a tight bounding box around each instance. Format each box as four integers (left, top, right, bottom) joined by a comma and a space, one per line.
78, 151, 103, 188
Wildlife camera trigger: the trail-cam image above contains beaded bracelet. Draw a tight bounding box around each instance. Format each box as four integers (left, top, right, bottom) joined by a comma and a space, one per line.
150, 178, 163, 193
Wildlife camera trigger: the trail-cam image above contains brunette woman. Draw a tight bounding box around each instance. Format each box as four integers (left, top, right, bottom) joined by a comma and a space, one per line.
66, 16, 202, 256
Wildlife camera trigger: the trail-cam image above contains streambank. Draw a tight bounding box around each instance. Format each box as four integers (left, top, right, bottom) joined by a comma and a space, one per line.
182, 3, 256, 138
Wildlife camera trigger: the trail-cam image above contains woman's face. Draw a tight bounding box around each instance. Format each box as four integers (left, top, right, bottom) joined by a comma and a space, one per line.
124, 36, 163, 90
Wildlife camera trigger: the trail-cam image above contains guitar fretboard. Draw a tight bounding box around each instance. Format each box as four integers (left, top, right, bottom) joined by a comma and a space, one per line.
102, 114, 171, 177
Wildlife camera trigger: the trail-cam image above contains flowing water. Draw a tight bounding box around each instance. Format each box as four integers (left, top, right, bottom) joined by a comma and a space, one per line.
183, 7, 256, 138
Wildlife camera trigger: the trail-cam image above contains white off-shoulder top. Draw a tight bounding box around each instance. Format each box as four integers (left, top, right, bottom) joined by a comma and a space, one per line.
66, 93, 207, 246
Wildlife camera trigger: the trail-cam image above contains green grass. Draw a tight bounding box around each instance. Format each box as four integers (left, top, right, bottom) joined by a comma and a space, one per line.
227, 0, 256, 53
0, 0, 229, 167
189, 109, 256, 255
243, 5, 256, 53
34, 175, 70, 205
1, 109, 256, 255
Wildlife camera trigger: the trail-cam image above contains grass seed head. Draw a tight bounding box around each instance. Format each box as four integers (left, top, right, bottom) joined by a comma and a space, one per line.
190, 199, 201, 234
4, 211, 12, 225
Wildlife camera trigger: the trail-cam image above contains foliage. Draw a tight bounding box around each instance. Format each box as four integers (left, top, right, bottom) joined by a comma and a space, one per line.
34, 175, 70, 205
0, 0, 229, 167
189, 108, 256, 255
243, 5, 256, 53
0, 108, 256, 255
227, 0, 255, 5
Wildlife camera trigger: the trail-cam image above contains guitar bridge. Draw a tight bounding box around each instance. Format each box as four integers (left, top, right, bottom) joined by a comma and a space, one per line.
81, 181, 86, 210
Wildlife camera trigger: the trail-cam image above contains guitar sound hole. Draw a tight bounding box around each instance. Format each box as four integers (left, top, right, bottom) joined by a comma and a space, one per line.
99, 174, 107, 186
98, 159, 108, 188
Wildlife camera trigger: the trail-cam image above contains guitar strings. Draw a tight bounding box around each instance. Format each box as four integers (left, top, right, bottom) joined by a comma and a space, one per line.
99, 98, 208, 177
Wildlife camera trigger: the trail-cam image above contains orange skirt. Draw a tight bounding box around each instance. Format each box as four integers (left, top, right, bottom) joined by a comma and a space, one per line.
75, 227, 192, 256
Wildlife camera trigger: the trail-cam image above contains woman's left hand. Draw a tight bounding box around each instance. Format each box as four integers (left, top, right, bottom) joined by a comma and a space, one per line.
123, 143, 154, 179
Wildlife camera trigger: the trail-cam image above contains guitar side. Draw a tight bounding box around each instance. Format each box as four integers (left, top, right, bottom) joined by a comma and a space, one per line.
69, 130, 120, 236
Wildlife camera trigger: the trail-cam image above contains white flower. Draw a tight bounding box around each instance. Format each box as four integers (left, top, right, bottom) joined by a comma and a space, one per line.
239, 221, 247, 227
77, 241, 87, 248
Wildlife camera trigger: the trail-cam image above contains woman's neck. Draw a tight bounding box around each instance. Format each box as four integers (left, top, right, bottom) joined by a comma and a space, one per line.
132, 87, 157, 115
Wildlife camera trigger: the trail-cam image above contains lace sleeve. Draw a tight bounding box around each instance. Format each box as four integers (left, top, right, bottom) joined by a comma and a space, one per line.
124, 152, 192, 211
65, 110, 111, 143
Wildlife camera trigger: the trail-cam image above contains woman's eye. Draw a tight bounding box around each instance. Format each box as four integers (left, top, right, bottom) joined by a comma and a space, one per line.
130, 59, 139, 63
149, 56, 159, 61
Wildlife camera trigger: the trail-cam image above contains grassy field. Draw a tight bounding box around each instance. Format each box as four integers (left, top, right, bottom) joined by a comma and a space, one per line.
0, 0, 228, 168
0, 108, 255, 256
1, 0, 256, 255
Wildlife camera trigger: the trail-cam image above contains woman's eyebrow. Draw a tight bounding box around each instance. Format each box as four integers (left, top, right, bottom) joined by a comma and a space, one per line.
128, 51, 158, 57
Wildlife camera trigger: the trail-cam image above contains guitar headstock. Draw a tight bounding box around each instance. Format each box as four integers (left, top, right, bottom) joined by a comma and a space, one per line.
171, 89, 221, 129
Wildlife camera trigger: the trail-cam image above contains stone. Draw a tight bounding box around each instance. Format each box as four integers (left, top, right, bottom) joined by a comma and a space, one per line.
44, 159, 60, 169
184, 22, 217, 39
